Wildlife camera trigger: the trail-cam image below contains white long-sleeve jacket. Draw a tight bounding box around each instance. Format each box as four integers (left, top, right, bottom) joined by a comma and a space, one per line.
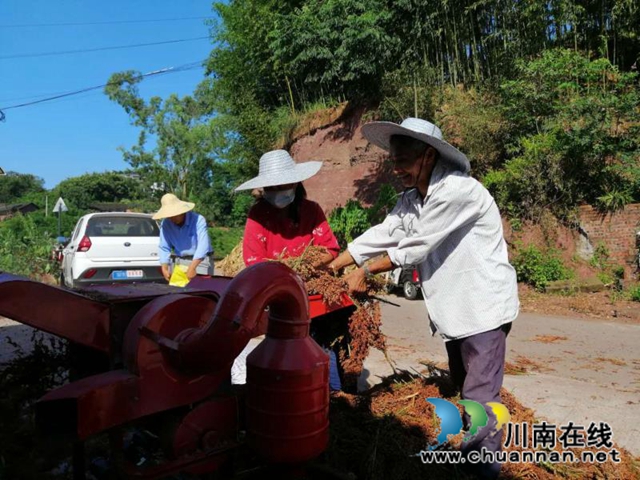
348, 162, 519, 340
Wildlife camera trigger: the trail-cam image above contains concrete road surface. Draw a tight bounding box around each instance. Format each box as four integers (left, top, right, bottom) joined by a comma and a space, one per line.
362, 295, 640, 456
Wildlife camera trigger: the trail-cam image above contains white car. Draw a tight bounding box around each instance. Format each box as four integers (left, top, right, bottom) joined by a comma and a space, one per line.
61, 212, 164, 289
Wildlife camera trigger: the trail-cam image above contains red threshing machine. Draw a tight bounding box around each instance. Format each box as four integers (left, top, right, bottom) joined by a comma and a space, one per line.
0, 262, 354, 479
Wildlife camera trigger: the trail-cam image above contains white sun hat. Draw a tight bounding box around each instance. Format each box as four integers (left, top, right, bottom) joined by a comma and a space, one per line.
234, 150, 322, 191
361, 117, 470, 172
152, 193, 195, 220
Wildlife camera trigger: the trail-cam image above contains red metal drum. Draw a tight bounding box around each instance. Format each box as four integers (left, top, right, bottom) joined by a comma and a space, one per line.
245, 317, 330, 464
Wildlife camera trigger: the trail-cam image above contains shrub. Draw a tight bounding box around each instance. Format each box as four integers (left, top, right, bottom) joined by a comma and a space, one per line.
498, 50, 640, 217
628, 285, 640, 302
589, 242, 610, 270
435, 85, 507, 176
512, 244, 572, 291
328, 199, 371, 249
210, 227, 244, 260
366, 184, 399, 225
0, 214, 57, 279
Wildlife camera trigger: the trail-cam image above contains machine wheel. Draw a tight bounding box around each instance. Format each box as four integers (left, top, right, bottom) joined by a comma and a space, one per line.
403, 281, 418, 300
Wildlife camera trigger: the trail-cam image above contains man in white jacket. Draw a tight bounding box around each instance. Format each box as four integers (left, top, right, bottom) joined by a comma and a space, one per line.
329, 118, 519, 479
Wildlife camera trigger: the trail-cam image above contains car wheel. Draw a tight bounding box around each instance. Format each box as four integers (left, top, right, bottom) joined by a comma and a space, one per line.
403, 281, 418, 300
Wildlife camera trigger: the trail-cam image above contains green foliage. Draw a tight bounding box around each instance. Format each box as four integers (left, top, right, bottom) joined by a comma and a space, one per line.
490, 49, 640, 218
200, 0, 640, 227
512, 244, 572, 291
0, 172, 45, 203
94, 0, 640, 230
230, 194, 255, 228
629, 285, 640, 302
210, 227, 244, 260
269, 0, 395, 102
435, 86, 508, 177
589, 242, 610, 270
105, 71, 223, 202
51, 172, 144, 211
367, 184, 399, 225
589, 243, 626, 290
328, 199, 371, 249
595, 189, 634, 213
377, 67, 436, 121
0, 214, 57, 279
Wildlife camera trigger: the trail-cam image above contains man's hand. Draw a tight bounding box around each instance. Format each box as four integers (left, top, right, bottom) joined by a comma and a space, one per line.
328, 250, 356, 272
161, 264, 171, 282
343, 268, 368, 294
187, 258, 204, 280
311, 251, 335, 269
186, 265, 198, 280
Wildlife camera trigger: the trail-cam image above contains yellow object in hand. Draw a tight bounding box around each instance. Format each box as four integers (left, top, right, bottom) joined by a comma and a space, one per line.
169, 264, 190, 287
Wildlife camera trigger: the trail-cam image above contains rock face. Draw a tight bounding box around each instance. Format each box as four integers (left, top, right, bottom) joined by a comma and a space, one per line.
289, 106, 399, 214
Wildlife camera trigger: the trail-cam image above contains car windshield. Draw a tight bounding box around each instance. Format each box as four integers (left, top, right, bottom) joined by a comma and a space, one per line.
86, 216, 159, 237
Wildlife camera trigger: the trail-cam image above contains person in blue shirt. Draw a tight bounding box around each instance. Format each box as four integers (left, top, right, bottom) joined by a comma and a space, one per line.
152, 193, 214, 281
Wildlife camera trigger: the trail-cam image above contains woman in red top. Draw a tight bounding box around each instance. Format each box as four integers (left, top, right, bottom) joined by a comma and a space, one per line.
235, 150, 339, 266
235, 149, 343, 391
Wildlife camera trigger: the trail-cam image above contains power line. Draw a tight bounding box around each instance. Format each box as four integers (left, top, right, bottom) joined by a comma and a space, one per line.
0, 89, 75, 103
0, 60, 206, 112
0, 36, 210, 60
0, 16, 214, 28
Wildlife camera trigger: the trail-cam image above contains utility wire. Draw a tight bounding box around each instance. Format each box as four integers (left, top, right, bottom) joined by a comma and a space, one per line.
0, 60, 205, 112
0, 89, 76, 103
0, 36, 210, 60
0, 16, 213, 28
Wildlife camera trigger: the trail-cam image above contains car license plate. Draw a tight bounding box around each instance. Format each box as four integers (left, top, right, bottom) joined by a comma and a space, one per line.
112, 270, 144, 279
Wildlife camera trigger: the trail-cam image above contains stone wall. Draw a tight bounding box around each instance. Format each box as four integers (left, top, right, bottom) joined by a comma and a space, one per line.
578, 204, 640, 272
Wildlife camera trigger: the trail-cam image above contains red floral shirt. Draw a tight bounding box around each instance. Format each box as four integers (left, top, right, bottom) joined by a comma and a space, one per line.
243, 199, 339, 266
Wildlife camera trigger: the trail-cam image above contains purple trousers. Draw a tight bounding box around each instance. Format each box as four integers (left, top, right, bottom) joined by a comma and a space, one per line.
445, 323, 512, 480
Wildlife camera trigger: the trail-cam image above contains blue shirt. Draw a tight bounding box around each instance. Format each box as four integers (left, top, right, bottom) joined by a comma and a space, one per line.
158, 211, 212, 264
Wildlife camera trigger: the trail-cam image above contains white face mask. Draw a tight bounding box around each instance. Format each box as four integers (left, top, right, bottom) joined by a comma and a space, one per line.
264, 188, 296, 209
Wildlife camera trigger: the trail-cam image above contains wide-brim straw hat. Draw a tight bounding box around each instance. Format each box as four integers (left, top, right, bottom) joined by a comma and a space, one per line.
235, 150, 322, 191
152, 193, 195, 220
361, 117, 470, 172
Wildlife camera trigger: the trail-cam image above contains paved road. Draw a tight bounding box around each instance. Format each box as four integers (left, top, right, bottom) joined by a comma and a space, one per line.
362, 295, 640, 456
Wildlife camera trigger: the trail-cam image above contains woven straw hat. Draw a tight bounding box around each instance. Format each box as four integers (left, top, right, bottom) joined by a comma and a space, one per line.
361, 117, 470, 172
152, 193, 195, 220
234, 150, 322, 191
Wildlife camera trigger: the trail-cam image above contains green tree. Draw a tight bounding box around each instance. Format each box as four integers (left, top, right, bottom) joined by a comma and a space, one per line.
105, 71, 223, 201
51, 172, 144, 210
488, 49, 640, 218
0, 172, 45, 203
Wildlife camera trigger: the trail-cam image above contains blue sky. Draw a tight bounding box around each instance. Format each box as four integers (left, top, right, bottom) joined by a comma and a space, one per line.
0, 1, 215, 188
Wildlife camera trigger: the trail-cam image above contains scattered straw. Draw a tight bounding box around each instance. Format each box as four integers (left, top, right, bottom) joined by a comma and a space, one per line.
531, 335, 568, 343
217, 242, 245, 277
505, 355, 554, 374
595, 357, 628, 366
326, 373, 640, 480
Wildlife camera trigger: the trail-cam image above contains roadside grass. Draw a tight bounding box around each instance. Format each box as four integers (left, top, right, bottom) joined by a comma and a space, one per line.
210, 227, 243, 260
